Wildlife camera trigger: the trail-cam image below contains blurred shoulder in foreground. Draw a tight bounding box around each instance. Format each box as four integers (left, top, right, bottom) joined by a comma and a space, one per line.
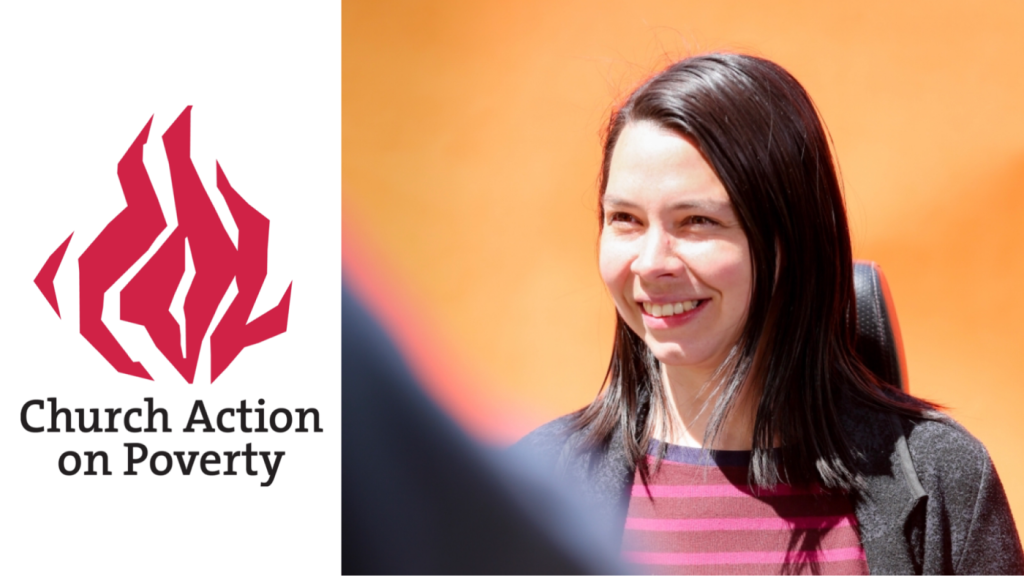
342, 285, 622, 574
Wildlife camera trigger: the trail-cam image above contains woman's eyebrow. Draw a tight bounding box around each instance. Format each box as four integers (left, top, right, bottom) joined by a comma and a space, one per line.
601, 196, 639, 209
602, 196, 730, 212
667, 199, 730, 212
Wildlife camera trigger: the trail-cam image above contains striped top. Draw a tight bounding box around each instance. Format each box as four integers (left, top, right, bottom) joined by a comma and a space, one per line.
622, 442, 868, 575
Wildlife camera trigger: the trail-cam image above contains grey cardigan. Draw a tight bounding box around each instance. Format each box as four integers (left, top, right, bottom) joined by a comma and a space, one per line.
515, 401, 1024, 574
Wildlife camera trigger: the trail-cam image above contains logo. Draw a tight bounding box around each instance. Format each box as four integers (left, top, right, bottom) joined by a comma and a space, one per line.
34, 107, 292, 383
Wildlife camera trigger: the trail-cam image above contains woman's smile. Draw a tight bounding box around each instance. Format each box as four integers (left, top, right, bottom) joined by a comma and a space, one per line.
639, 298, 709, 328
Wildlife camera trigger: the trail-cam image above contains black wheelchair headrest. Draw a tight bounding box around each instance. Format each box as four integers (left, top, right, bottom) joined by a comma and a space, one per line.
853, 260, 908, 391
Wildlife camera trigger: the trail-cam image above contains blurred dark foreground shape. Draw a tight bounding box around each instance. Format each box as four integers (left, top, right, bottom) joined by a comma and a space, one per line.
342, 285, 622, 574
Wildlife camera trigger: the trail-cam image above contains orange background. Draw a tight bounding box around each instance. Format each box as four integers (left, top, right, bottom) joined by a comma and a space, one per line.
343, 1, 1024, 532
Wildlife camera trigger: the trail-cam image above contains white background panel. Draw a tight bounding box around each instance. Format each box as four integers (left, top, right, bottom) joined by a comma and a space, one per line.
0, 2, 340, 573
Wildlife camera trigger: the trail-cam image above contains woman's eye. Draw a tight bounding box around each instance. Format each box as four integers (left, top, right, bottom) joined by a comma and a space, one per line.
607, 212, 639, 225
684, 215, 718, 227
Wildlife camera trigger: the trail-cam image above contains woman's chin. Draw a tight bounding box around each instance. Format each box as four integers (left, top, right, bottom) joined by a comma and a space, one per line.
646, 342, 712, 369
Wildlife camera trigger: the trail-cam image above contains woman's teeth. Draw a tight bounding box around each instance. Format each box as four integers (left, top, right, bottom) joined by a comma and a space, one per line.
642, 300, 701, 317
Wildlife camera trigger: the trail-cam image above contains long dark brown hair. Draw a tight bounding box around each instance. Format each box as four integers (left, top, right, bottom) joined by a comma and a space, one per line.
574, 53, 933, 490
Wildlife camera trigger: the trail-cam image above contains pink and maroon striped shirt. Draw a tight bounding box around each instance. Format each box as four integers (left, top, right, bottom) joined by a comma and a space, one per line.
622, 443, 868, 575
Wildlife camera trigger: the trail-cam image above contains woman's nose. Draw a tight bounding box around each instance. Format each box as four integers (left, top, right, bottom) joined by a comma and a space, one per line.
630, 228, 685, 278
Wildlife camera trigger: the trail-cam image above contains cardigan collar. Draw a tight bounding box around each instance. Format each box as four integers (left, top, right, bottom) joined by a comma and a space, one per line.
840, 401, 928, 572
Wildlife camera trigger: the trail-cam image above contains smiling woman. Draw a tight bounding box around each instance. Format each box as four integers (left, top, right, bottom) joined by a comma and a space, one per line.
600, 122, 752, 402
514, 53, 1024, 574
600, 121, 759, 457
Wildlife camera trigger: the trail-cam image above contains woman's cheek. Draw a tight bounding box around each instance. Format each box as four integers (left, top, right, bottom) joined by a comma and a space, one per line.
598, 236, 624, 289
598, 238, 635, 309
689, 239, 749, 283
706, 240, 753, 319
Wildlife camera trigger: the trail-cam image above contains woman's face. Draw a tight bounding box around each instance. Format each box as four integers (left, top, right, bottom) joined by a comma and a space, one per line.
599, 121, 752, 373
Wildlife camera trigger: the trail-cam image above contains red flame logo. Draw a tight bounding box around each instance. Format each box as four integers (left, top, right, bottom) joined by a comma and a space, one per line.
34, 107, 292, 383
